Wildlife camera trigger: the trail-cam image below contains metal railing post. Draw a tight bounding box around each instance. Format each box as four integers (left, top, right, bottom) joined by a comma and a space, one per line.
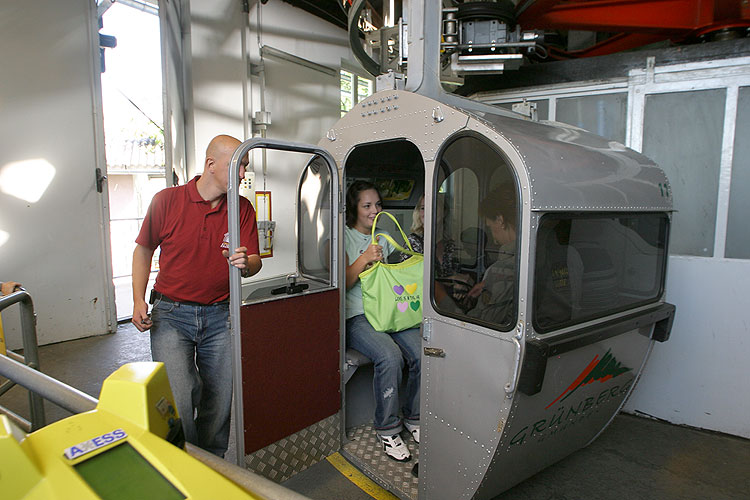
0, 289, 46, 430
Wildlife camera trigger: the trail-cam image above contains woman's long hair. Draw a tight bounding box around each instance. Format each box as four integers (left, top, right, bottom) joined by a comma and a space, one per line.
410, 194, 425, 235
345, 180, 382, 228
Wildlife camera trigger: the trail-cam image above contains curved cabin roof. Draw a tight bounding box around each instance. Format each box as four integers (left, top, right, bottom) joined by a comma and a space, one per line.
465, 108, 674, 212
331, 89, 673, 212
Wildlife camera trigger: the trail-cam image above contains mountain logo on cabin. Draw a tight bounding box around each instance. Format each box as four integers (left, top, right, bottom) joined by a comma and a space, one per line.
545, 349, 632, 410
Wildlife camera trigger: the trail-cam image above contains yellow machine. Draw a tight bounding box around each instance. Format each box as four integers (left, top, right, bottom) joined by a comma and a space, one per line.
0, 362, 259, 500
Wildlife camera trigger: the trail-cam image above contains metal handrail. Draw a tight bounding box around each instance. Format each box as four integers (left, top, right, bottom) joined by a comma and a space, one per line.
0, 289, 45, 430
0, 352, 312, 499
0, 354, 97, 415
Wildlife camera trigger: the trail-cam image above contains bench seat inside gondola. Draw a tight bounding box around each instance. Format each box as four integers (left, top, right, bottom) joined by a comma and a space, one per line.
344, 348, 372, 383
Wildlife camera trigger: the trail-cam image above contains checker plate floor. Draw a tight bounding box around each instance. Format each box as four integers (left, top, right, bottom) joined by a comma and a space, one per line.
244, 414, 340, 483
343, 423, 419, 500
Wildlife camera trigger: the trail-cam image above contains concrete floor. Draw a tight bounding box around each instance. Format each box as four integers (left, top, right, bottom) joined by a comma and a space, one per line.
0, 321, 240, 464
2, 323, 749, 499
281, 412, 750, 500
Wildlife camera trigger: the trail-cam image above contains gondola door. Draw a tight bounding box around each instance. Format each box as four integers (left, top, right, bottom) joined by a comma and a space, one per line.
419, 132, 530, 500
226, 140, 343, 481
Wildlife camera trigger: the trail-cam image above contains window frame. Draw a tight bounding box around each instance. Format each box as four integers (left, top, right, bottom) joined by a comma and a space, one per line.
532, 211, 671, 335
297, 155, 335, 285
340, 68, 373, 117
430, 132, 522, 333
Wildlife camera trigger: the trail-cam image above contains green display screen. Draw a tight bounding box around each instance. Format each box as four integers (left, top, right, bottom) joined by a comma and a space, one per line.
74, 442, 185, 500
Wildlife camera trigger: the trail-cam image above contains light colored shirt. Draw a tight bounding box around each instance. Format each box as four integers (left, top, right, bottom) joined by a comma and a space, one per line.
345, 225, 394, 319
467, 242, 516, 325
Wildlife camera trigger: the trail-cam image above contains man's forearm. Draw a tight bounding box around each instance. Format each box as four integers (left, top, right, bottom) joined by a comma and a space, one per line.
242, 255, 262, 278
132, 245, 155, 301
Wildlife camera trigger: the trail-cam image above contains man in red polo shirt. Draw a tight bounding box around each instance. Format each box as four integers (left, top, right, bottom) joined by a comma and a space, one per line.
131, 134, 261, 457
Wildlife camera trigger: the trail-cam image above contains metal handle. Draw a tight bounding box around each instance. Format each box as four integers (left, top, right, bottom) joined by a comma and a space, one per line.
504, 321, 525, 398
96, 167, 107, 193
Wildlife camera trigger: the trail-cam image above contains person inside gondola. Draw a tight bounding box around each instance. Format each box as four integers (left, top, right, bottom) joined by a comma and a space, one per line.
345, 180, 421, 463
400, 195, 474, 307
436, 184, 517, 326
399, 195, 459, 272
465, 184, 517, 325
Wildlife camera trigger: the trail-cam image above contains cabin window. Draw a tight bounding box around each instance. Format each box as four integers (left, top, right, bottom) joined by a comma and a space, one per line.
533, 213, 669, 333
298, 156, 333, 283
643, 89, 725, 257
726, 86, 750, 259
556, 93, 628, 144
432, 135, 519, 332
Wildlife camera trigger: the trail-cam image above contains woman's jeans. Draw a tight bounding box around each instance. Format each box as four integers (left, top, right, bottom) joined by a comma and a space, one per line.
346, 314, 421, 435
150, 297, 232, 457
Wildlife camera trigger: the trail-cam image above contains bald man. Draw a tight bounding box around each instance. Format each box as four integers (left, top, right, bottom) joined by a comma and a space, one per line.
132, 135, 261, 457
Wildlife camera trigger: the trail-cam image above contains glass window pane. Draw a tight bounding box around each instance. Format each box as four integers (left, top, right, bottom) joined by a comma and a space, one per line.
534, 213, 669, 333
556, 93, 627, 143
726, 86, 750, 259
340, 70, 353, 115
298, 156, 332, 282
357, 77, 373, 102
433, 136, 518, 332
642, 89, 726, 257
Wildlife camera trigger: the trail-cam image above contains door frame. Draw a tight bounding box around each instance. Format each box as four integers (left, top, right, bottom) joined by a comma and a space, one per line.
226, 138, 340, 465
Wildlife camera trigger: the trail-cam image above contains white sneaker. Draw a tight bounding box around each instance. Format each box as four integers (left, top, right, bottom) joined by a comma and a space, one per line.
404, 421, 420, 444
377, 433, 412, 462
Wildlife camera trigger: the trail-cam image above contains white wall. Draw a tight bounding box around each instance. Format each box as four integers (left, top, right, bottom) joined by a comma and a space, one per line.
624, 257, 750, 438
0, 0, 353, 350
188, 0, 351, 280
0, 0, 115, 348
187, 0, 247, 175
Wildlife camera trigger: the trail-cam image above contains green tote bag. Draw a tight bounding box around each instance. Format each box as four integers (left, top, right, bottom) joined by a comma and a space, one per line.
359, 211, 423, 333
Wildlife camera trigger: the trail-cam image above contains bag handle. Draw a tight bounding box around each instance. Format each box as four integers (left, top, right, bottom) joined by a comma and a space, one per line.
370, 211, 420, 256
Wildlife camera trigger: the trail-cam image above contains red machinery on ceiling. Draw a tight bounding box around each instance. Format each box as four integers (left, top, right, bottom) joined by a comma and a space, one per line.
516, 0, 750, 58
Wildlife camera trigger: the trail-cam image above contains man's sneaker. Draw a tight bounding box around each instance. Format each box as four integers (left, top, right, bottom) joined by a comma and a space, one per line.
377, 433, 411, 462
404, 421, 420, 444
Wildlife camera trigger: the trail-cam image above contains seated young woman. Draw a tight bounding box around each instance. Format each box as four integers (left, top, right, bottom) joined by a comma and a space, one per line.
344, 180, 421, 462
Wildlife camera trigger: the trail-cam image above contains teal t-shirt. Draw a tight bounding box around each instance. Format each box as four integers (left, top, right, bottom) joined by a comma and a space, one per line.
345, 225, 394, 319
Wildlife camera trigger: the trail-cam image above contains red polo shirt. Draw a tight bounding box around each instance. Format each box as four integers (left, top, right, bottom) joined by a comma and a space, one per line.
136, 176, 259, 304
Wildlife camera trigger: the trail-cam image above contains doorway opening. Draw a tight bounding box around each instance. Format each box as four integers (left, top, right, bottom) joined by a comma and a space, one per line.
100, 1, 164, 321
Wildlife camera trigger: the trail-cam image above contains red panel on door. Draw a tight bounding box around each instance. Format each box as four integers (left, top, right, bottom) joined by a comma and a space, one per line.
240, 289, 340, 453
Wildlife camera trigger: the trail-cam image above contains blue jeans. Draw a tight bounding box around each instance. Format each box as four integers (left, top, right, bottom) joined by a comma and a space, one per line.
150, 297, 233, 457
346, 314, 421, 435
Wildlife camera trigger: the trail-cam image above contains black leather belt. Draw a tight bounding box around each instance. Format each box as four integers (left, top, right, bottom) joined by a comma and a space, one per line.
149, 290, 229, 307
